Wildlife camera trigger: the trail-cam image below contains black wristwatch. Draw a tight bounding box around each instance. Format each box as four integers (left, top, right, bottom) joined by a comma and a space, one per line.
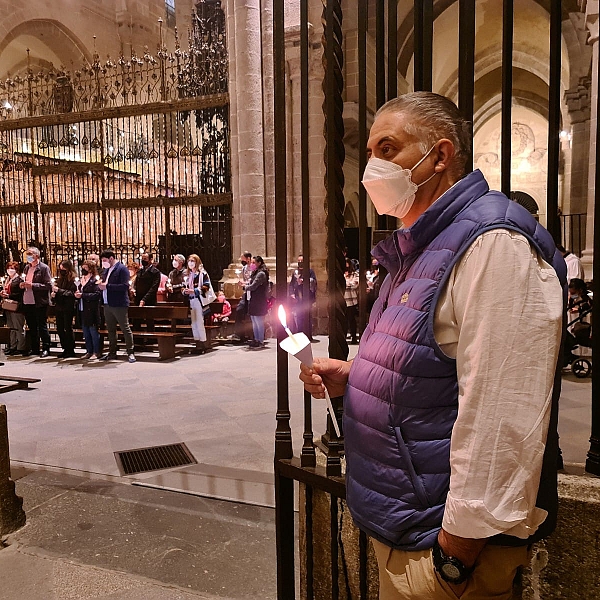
432, 538, 474, 585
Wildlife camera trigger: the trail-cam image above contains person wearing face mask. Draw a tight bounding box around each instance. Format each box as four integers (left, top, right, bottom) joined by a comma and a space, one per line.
134, 252, 161, 308
132, 252, 161, 334
245, 256, 269, 349
567, 278, 592, 318
166, 254, 186, 303
229, 251, 254, 343
20, 246, 53, 358
182, 253, 211, 353
74, 260, 102, 360
1, 261, 26, 356
98, 249, 136, 363
300, 93, 566, 600
51, 259, 78, 358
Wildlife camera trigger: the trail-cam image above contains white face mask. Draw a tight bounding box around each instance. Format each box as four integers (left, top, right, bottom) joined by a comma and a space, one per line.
172, 259, 180, 268
188, 261, 196, 269
361, 145, 437, 219
101, 260, 110, 269
6, 269, 16, 276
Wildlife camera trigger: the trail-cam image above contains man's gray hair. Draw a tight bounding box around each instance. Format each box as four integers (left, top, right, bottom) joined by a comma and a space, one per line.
26, 246, 40, 257
376, 92, 472, 178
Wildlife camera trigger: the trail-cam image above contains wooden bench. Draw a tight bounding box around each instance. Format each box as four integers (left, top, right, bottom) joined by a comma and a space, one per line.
109, 304, 190, 360
0, 375, 41, 393
127, 304, 189, 330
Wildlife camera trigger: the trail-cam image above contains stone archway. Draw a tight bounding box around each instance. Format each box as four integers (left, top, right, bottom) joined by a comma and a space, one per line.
0, 19, 91, 79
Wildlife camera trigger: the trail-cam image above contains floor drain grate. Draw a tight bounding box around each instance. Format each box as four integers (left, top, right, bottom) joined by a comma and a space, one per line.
115, 443, 197, 476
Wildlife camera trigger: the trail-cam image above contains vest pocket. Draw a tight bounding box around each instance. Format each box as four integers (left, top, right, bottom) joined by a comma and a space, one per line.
393, 426, 431, 508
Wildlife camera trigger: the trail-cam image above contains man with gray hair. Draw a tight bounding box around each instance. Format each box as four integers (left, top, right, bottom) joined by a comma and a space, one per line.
301, 92, 565, 599
20, 246, 52, 357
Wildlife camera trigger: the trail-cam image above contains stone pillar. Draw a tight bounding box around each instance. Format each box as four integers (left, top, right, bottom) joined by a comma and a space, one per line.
261, 0, 276, 257
580, 1, 599, 275
564, 77, 591, 256
284, 14, 329, 334
0, 405, 25, 535
227, 0, 268, 257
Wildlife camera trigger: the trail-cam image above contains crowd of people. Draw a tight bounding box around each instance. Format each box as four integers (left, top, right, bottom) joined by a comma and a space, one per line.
0, 247, 226, 361
0, 246, 281, 359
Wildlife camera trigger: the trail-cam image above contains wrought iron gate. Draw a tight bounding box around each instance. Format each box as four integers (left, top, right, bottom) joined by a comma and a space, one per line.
0, 0, 231, 281
274, 1, 600, 599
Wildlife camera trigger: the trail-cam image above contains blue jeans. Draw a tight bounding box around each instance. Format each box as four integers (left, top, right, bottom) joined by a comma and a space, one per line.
250, 315, 265, 343
82, 323, 101, 354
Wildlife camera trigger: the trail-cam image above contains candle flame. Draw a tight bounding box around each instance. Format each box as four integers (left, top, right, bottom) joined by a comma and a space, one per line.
278, 305, 288, 329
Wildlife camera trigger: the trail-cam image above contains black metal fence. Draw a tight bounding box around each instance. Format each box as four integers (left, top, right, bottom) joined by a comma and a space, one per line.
273, 1, 600, 598
560, 213, 586, 259
0, 0, 231, 282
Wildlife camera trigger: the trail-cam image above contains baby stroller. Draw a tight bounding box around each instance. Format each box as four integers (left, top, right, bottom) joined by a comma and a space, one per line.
565, 307, 592, 378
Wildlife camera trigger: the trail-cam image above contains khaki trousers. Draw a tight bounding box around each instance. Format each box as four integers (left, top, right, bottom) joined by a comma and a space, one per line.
371, 538, 529, 600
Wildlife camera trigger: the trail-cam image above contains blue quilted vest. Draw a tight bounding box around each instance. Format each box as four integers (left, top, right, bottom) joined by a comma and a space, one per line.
344, 170, 566, 551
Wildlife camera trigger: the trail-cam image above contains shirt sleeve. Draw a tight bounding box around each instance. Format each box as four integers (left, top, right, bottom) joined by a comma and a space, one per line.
434, 229, 563, 540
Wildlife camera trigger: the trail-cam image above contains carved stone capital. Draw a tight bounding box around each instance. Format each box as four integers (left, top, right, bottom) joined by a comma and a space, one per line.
565, 76, 592, 122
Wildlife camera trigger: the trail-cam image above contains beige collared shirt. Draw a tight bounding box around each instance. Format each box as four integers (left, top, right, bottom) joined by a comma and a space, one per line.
434, 229, 563, 539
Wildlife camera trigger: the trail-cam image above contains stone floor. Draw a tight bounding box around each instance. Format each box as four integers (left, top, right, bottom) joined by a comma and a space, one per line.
0, 338, 343, 506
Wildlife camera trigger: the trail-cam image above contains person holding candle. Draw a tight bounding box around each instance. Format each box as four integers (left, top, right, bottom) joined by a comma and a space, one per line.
1, 261, 26, 355
229, 251, 253, 343
127, 261, 140, 304
74, 259, 102, 359
300, 93, 566, 599
52, 259, 78, 358
166, 254, 186, 303
98, 249, 136, 363
20, 246, 52, 358
182, 253, 211, 353
135, 252, 161, 308
246, 255, 269, 349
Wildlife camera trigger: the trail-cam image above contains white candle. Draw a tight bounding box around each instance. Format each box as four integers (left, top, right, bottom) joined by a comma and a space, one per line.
277, 305, 341, 437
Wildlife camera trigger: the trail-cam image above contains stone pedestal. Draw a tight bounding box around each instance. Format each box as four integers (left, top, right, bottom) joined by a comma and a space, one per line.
0, 405, 25, 535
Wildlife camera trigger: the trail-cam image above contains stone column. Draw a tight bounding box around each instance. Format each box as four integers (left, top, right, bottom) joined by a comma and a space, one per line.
284, 16, 329, 334
227, 0, 267, 257
564, 77, 591, 255
261, 0, 276, 257
580, 0, 599, 275
0, 405, 25, 535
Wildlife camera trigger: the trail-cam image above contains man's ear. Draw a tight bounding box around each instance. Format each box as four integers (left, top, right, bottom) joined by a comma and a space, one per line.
434, 138, 456, 173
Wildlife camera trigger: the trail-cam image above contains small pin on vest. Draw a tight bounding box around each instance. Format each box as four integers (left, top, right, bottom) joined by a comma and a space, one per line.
401, 292, 409, 303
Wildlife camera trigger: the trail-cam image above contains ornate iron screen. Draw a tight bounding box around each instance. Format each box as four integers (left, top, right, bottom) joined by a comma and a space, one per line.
0, 0, 231, 281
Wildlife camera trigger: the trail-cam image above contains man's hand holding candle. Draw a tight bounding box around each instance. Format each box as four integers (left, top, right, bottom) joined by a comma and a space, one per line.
299, 357, 352, 399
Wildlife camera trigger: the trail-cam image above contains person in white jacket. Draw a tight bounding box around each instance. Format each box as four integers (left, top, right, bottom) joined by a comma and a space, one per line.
557, 244, 584, 283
